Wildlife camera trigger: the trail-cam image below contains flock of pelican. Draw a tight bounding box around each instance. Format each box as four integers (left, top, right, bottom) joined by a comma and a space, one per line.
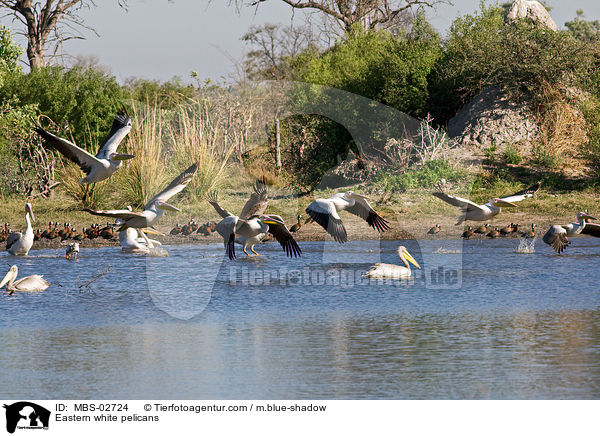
2, 110, 600, 292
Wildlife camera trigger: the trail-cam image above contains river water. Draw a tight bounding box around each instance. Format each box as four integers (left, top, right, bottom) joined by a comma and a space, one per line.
1, 238, 598, 399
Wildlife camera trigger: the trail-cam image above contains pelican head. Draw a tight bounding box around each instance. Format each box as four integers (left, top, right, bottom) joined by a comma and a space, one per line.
0, 265, 18, 289
25, 202, 35, 222
577, 211, 598, 221
397, 246, 421, 269
109, 152, 135, 161
492, 198, 517, 208
156, 200, 181, 212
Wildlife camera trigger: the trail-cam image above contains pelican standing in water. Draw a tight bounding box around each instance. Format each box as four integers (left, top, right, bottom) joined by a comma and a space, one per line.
365, 246, 421, 279
432, 182, 541, 225
208, 180, 301, 259
305, 191, 390, 243
542, 211, 597, 254
84, 163, 198, 241
6, 203, 35, 256
1, 265, 50, 294
35, 110, 134, 184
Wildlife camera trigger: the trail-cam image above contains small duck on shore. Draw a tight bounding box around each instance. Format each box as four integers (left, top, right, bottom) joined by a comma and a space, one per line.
427, 224, 441, 235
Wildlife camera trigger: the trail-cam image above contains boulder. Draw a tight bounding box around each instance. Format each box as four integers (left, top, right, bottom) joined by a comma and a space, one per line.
447, 87, 539, 150
506, 0, 557, 31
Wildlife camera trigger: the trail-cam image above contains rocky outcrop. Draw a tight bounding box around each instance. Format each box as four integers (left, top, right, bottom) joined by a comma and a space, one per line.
447, 87, 539, 150
506, 0, 557, 31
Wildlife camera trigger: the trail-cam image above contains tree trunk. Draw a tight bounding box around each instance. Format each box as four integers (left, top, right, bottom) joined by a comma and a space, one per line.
275, 117, 282, 171
26, 39, 46, 70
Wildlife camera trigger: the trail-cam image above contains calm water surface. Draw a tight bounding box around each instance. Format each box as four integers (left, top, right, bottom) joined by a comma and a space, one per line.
1, 238, 598, 399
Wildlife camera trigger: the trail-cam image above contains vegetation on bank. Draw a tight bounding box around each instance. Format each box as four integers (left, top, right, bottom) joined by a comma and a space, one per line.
1, 2, 600, 219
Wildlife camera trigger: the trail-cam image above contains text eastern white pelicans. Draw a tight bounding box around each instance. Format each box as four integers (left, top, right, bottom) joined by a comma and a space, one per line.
83, 163, 198, 231
432, 182, 541, 224
5, 203, 35, 256
1, 265, 50, 294
364, 246, 421, 279
305, 191, 390, 243
35, 110, 134, 184
542, 211, 597, 253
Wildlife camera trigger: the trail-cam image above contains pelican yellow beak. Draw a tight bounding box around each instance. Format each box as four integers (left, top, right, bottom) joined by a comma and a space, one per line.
111, 153, 135, 161
402, 251, 421, 269
143, 228, 164, 236
26, 203, 35, 222
0, 267, 16, 289
262, 218, 283, 226
494, 199, 518, 208
157, 201, 180, 212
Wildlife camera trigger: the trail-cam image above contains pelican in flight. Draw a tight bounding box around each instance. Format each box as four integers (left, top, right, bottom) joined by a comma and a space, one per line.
6, 203, 35, 256
432, 182, 541, 224
84, 163, 198, 232
364, 246, 421, 279
35, 110, 134, 184
305, 191, 390, 243
542, 211, 597, 254
208, 180, 301, 259
1, 265, 50, 294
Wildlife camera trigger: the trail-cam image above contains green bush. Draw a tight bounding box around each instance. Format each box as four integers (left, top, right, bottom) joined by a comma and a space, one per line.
0, 66, 125, 149
377, 159, 465, 191
503, 144, 523, 164
429, 4, 600, 124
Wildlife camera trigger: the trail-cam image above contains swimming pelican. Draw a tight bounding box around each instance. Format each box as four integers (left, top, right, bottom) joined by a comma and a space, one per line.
432, 182, 541, 224
0, 265, 50, 294
35, 110, 134, 184
542, 212, 597, 254
84, 163, 198, 231
305, 191, 390, 243
207, 183, 301, 259
6, 203, 35, 256
66, 242, 79, 260
364, 246, 421, 279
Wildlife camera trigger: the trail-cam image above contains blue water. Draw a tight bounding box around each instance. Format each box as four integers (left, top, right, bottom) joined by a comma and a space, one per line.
1, 238, 599, 399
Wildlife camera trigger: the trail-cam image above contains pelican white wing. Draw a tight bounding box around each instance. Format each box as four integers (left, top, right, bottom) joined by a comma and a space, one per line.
499, 182, 541, 203
431, 192, 486, 212
306, 198, 347, 243
145, 162, 198, 209
96, 111, 132, 159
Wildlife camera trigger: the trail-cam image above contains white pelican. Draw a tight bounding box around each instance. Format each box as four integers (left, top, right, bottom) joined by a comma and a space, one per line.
83, 163, 198, 231
305, 191, 390, 243
542, 211, 597, 254
66, 242, 79, 260
6, 203, 35, 256
432, 182, 541, 224
119, 228, 163, 253
1, 265, 50, 294
364, 246, 421, 279
35, 110, 134, 184
207, 183, 301, 259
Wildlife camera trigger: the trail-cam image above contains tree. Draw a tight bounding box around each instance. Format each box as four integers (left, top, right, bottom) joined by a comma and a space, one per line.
0, 0, 127, 69
565, 9, 600, 42
231, 0, 449, 35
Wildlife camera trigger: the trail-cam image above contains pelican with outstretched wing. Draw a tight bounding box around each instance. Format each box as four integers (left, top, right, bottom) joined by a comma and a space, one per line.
364, 246, 421, 279
543, 211, 598, 254
1, 265, 50, 294
84, 163, 198, 231
432, 182, 541, 225
6, 203, 35, 256
305, 191, 390, 244
35, 110, 134, 184
207, 181, 301, 259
